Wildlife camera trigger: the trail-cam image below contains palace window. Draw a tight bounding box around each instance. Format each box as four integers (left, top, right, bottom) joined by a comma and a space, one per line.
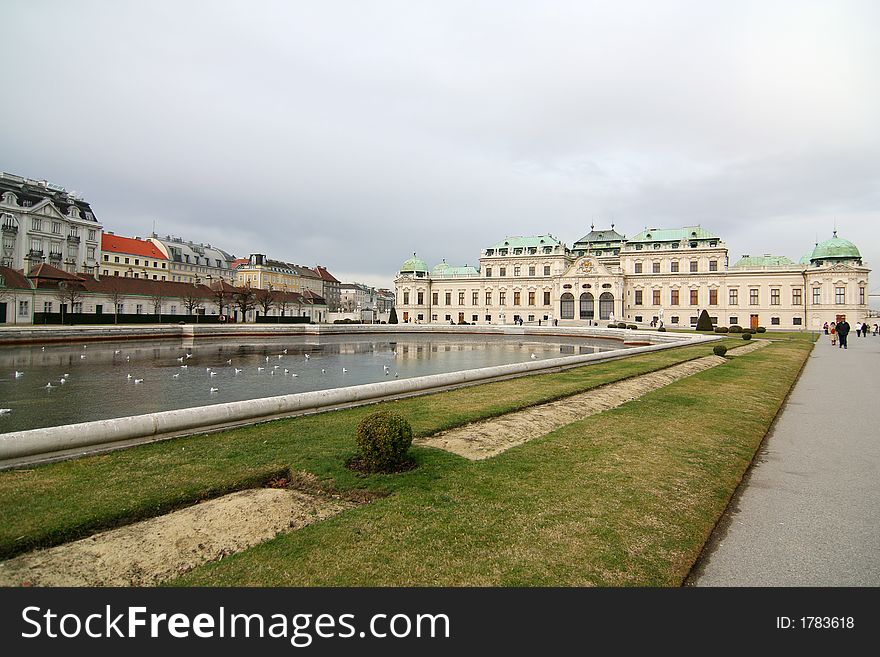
403, 292, 409, 304
19, 300, 29, 317
459, 292, 465, 305
690, 261, 698, 272
793, 317, 802, 325
792, 289, 802, 306
750, 289, 759, 305
709, 289, 718, 305
671, 261, 679, 273
43, 301, 53, 313
653, 262, 660, 274
859, 287, 865, 305
485, 292, 492, 305
31, 218, 42, 231
445, 292, 451, 305
635, 290, 643, 305
543, 266, 551, 276
486, 315, 492, 322
88, 229, 96, 241
635, 263, 642, 274
812, 288, 821, 305
513, 292, 521, 305
652, 289, 660, 305
690, 289, 699, 305
709, 260, 718, 272
499, 267, 506, 277
671, 290, 679, 305
770, 289, 780, 305
499, 292, 506, 306
771, 317, 780, 325
528, 266, 535, 276
51, 221, 61, 234
417, 292, 424, 305
729, 289, 738, 305
543, 291, 551, 305
432, 292, 438, 305
729, 316, 738, 325
485, 267, 492, 277
513, 266, 521, 277
528, 291, 535, 305
472, 291, 478, 306
835, 287, 845, 304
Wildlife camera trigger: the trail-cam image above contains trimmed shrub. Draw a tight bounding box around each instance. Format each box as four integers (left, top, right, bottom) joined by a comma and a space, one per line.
388, 307, 398, 324
355, 411, 413, 472
756, 326, 766, 333
695, 309, 713, 331
657, 327, 666, 332
713, 345, 728, 357
714, 326, 729, 333
617, 322, 628, 329
607, 324, 616, 329
742, 332, 752, 340
729, 325, 743, 333
628, 324, 638, 330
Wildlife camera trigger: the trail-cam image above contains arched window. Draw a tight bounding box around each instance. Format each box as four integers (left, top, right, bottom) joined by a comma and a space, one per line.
579, 292, 594, 319
560, 292, 575, 319
599, 292, 614, 320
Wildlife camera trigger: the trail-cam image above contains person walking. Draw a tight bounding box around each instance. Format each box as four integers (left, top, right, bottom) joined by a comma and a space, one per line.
837, 319, 851, 349
856, 323, 862, 338
823, 321, 829, 335
829, 321, 836, 346
862, 322, 870, 337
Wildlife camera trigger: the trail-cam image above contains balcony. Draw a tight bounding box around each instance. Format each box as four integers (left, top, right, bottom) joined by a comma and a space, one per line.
2, 223, 17, 234
67, 235, 80, 245
48, 251, 63, 261
27, 249, 44, 259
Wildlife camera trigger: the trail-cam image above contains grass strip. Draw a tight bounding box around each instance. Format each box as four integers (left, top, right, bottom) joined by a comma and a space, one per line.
0, 339, 744, 560
169, 336, 812, 586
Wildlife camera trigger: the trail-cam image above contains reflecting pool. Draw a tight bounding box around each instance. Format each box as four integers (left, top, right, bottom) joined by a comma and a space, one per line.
0, 333, 632, 432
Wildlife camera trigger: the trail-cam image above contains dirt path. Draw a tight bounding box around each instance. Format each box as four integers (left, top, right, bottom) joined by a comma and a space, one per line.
416, 341, 768, 460
0, 488, 351, 586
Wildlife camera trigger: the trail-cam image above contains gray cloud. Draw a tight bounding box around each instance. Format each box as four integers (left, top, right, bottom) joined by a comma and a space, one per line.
1, 0, 878, 294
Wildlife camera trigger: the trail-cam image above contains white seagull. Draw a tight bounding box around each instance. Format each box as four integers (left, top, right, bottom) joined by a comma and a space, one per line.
80, 354, 86, 360
282, 349, 288, 354
321, 368, 326, 374
284, 369, 290, 374
257, 366, 265, 371
180, 364, 188, 369
304, 354, 310, 360
342, 368, 348, 373
234, 368, 243, 374
126, 374, 132, 380
14, 371, 24, 378
265, 356, 270, 362
114, 350, 121, 355
134, 379, 144, 384
209, 371, 217, 377
277, 354, 283, 359
530, 353, 538, 359
177, 356, 184, 362
226, 359, 232, 365
59, 378, 66, 384
45, 382, 53, 388
172, 373, 180, 378
0, 409, 11, 415
291, 373, 298, 378
210, 387, 219, 393
185, 353, 193, 359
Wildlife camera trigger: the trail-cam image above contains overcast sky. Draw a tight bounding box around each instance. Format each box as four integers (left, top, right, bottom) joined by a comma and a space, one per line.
2, 0, 878, 297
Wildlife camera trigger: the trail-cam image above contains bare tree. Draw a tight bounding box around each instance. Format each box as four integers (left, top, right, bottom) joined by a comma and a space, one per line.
181, 285, 204, 316
150, 289, 165, 321
255, 286, 278, 320
211, 284, 232, 317
273, 292, 289, 320
233, 284, 256, 322
54, 281, 84, 325
104, 278, 126, 325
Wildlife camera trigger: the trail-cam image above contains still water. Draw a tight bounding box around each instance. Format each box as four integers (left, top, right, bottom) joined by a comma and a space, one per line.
0, 334, 630, 432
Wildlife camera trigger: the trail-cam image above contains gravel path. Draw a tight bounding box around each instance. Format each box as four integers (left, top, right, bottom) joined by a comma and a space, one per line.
0, 488, 351, 586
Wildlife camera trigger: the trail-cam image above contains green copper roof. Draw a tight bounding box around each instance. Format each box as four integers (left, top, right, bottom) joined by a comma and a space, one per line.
433, 263, 479, 278
628, 226, 719, 242
573, 227, 626, 245
487, 235, 562, 250
731, 255, 795, 269
400, 253, 429, 273
811, 234, 861, 261
798, 252, 813, 265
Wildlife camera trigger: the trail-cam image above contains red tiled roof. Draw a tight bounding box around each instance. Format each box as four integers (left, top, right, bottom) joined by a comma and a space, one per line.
0, 266, 32, 290
27, 263, 85, 281
231, 258, 248, 269
102, 234, 168, 259
315, 266, 340, 283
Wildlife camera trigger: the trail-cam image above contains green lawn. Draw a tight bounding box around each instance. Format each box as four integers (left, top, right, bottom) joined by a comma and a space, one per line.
0, 334, 813, 586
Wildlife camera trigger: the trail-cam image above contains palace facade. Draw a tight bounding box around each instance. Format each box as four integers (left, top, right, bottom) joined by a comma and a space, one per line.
394, 226, 870, 331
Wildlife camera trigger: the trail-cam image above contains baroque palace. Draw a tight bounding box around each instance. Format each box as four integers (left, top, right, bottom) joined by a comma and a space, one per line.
394, 225, 870, 331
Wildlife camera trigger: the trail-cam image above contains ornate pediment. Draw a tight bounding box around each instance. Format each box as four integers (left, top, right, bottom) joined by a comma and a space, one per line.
562, 256, 614, 278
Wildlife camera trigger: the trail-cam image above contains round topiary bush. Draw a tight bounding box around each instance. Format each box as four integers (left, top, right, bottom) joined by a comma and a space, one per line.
607, 324, 616, 329
714, 326, 729, 333
729, 325, 742, 333
355, 411, 413, 472
756, 326, 766, 333
742, 332, 752, 340
617, 322, 628, 329
713, 345, 728, 357
628, 324, 638, 330
657, 327, 666, 332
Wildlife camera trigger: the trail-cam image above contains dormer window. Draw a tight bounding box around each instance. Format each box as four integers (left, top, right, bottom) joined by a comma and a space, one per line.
635, 244, 643, 251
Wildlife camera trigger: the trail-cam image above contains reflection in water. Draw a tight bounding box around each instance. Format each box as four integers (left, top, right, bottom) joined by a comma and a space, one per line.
0, 334, 629, 433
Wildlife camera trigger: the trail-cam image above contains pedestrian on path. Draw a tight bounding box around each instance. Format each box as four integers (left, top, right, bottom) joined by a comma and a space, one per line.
837, 319, 851, 349
862, 322, 869, 337
823, 321, 829, 335
830, 322, 836, 346
856, 323, 862, 337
